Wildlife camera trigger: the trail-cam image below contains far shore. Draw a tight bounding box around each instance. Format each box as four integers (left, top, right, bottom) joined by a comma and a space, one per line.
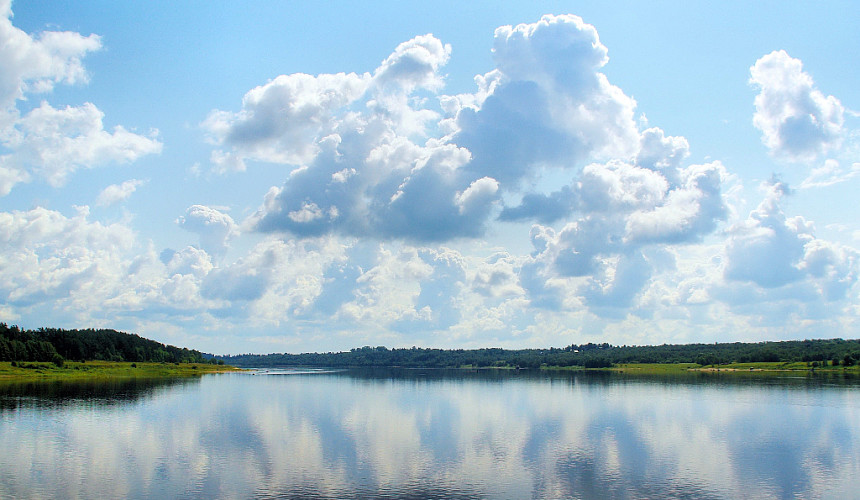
608, 362, 860, 374
0, 360, 243, 382
539, 361, 860, 375
3, 360, 858, 383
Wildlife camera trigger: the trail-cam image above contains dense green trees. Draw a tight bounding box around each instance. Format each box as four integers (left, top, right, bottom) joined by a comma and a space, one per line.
220, 338, 860, 369
0, 323, 211, 364
6, 321, 858, 370
0, 324, 63, 362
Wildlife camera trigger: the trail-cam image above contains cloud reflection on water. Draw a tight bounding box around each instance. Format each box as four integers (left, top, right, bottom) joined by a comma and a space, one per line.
1, 371, 859, 499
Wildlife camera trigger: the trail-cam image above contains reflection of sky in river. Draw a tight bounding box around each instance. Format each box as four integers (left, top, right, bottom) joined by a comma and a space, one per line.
1, 371, 858, 499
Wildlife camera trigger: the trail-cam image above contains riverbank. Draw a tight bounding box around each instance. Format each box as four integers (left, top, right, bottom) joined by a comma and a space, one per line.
11, 360, 850, 382
608, 362, 860, 374
0, 360, 243, 382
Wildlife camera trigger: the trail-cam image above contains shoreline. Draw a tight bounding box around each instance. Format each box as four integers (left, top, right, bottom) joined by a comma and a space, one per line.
609, 362, 860, 374
3, 360, 857, 382
0, 361, 244, 383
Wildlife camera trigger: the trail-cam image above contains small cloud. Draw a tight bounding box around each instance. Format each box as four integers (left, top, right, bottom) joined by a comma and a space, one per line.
372, 34, 451, 93
176, 205, 238, 258
288, 202, 325, 223
96, 179, 146, 207
0, 163, 30, 197
455, 177, 499, 215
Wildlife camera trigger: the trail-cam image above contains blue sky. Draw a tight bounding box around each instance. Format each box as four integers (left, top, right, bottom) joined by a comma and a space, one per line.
1, 1, 859, 354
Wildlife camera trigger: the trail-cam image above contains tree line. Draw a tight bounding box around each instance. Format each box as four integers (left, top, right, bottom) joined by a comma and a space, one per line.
219, 339, 860, 369
0, 323, 213, 365
5, 323, 858, 370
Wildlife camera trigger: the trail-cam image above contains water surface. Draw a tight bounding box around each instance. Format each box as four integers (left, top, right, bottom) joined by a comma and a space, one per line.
1, 369, 858, 499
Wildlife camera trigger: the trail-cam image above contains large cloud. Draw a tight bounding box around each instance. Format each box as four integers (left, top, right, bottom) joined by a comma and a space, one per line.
0, 205, 232, 326
750, 50, 844, 162
705, 179, 859, 329
517, 155, 730, 317
0, 206, 134, 312
204, 15, 738, 322
247, 135, 498, 242
723, 180, 857, 294
209, 15, 642, 244
203, 32, 494, 242
451, 14, 639, 186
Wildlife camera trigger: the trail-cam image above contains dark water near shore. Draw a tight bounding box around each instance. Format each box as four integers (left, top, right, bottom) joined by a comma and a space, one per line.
1, 369, 858, 499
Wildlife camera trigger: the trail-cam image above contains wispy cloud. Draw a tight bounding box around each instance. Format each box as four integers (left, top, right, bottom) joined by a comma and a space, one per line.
96, 179, 146, 207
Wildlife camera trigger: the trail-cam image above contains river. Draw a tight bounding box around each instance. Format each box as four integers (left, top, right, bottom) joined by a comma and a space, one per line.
1, 368, 858, 499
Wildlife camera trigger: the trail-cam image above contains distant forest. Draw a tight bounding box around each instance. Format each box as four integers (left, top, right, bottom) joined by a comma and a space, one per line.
0, 324, 212, 365
221, 339, 860, 369
5, 323, 860, 370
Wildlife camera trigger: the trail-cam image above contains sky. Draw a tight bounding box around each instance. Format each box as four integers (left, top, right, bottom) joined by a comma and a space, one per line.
1, 1, 859, 354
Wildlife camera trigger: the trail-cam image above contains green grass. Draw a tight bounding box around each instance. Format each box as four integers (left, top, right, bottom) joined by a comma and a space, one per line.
0, 361, 243, 382
696, 361, 859, 371
609, 363, 700, 374
541, 363, 697, 373
7, 360, 850, 381
543, 362, 860, 374
611, 361, 860, 373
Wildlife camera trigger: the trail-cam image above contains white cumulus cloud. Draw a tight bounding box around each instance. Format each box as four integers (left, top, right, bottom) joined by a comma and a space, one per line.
723, 180, 857, 295
176, 205, 238, 258
452, 14, 639, 186
215, 16, 649, 246
4, 7, 857, 350
712, 179, 859, 329
372, 34, 451, 93
751, 50, 844, 161
0, 0, 100, 122
0, 4, 161, 194
202, 72, 370, 172
0, 206, 134, 312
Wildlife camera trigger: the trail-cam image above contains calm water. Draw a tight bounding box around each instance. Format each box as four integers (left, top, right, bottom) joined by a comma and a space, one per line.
1, 369, 859, 499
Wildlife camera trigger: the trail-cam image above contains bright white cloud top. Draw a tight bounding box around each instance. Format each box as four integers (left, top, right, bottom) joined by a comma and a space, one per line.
0, 2, 858, 354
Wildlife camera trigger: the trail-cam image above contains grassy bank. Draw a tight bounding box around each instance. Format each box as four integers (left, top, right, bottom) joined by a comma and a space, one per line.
7, 360, 852, 381
0, 360, 243, 382
610, 362, 860, 374
543, 362, 860, 374
544, 363, 699, 374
